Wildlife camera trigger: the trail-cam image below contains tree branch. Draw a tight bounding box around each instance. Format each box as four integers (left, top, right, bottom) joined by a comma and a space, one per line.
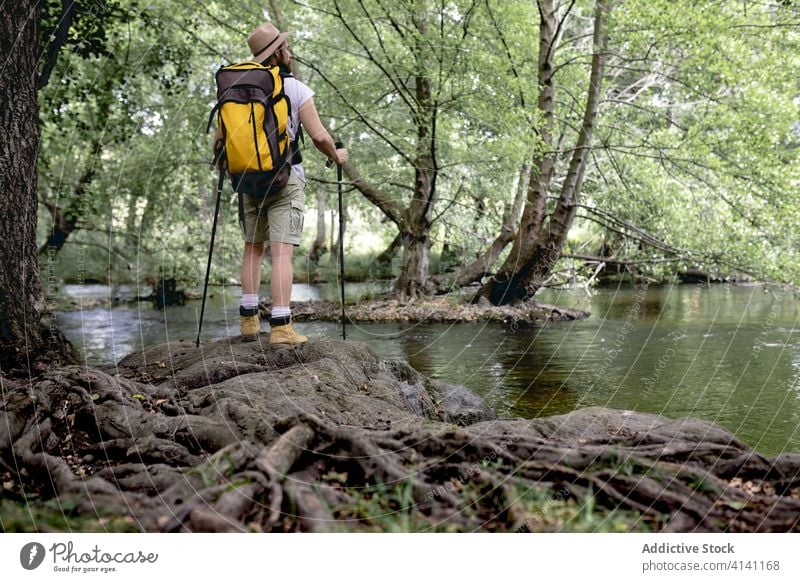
331, 0, 418, 114
341, 161, 407, 231
38, 0, 73, 89
295, 55, 414, 166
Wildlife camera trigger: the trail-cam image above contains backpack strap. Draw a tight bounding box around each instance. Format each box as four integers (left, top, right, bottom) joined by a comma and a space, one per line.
206, 102, 221, 134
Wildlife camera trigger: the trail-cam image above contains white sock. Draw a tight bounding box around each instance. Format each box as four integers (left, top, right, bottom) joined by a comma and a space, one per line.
271, 306, 291, 318
240, 293, 259, 309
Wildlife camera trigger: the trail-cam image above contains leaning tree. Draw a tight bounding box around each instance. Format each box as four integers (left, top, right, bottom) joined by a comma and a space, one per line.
479, 0, 610, 305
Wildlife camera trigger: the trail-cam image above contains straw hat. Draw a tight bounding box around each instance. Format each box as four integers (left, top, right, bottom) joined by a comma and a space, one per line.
247, 22, 292, 63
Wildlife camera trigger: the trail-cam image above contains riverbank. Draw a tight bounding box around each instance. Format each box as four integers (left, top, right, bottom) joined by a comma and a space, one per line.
1, 337, 798, 532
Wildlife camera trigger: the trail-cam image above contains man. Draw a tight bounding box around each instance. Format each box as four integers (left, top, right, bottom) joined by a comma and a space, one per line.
216, 22, 347, 345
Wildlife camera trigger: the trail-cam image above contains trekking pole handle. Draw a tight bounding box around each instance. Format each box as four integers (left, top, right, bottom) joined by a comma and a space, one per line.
326, 142, 345, 168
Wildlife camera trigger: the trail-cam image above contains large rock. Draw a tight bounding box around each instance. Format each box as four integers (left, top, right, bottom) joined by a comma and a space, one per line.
113, 336, 495, 439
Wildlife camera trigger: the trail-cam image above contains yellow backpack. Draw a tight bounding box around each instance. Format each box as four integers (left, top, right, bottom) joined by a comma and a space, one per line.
207, 62, 291, 196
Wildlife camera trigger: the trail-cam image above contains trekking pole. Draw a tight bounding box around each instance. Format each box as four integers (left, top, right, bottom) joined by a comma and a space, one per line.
195, 169, 225, 347
337, 152, 346, 341
327, 141, 346, 340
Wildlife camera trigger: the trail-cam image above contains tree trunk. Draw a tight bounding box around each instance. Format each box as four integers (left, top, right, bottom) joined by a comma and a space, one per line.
480, 0, 610, 305
394, 5, 436, 299
269, 0, 304, 81
268, 0, 289, 33
330, 204, 346, 261
308, 189, 327, 263
39, 59, 116, 256
38, 143, 100, 255
439, 225, 459, 273
0, 3, 49, 370
38, 0, 74, 89
395, 233, 430, 299
376, 232, 401, 266
455, 163, 531, 286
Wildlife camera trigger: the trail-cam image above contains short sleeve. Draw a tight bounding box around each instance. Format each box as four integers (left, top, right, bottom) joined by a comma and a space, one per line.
283, 78, 315, 145
294, 79, 314, 109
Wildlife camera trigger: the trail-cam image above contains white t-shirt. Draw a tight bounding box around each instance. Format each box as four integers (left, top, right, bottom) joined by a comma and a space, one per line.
283, 76, 314, 182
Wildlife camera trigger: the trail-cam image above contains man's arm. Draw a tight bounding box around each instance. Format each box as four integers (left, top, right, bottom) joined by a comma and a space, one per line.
298, 98, 348, 164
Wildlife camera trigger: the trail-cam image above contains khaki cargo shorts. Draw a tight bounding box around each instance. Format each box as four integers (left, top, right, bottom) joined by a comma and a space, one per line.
238, 170, 305, 246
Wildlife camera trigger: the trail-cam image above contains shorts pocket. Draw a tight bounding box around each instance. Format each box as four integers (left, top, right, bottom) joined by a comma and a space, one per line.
289, 199, 305, 236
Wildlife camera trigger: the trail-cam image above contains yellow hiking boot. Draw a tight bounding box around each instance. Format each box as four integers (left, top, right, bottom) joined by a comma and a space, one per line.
269, 322, 308, 346
239, 307, 261, 342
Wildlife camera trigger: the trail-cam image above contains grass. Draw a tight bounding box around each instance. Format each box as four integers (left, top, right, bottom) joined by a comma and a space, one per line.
1, 476, 662, 533
300, 253, 395, 284
183, 450, 237, 488
0, 496, 141, 533
306, 461, 661, 532
509, 481, 659, 533
318, 477, 463, 533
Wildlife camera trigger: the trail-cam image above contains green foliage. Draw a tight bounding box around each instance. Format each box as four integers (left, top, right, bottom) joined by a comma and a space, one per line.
36, 0, 800, 291
293, 0, 539, 260
588, 0, 800, 283
184, 450, 238, 488
39, 0, 131, 62
318, 472, 656, 532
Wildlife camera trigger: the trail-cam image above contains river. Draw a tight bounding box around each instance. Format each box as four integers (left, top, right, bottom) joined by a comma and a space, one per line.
55, 281, 800, 455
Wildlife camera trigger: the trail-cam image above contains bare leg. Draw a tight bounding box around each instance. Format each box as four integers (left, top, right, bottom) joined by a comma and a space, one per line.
241, 242, 265, 295
267, 242, 306, 344
270, 242, 294, 307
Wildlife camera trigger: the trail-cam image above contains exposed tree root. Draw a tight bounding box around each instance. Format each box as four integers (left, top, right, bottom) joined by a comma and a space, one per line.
1, 338, 798, 532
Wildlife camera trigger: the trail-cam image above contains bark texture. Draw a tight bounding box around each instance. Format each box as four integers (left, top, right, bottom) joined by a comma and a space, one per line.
0, 3, 49, 371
